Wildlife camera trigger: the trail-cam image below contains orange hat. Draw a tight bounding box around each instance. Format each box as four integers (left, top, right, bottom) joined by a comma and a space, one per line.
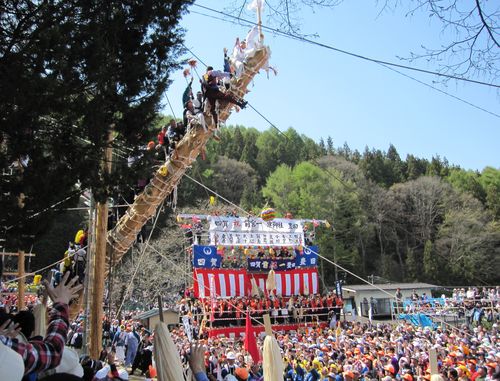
403, 374, 413, 381
343, 371, 355, 379
354, 348, 361, 354
384, 365, 395, 374
378, 350, 385, 356
486, 362, 497, 369
235, 368, 249, 379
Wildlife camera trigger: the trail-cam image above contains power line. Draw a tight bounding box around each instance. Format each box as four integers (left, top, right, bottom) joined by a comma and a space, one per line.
378, 63, 500, 119
182, 175, 474, 337
192, 4, 500, 89
189, 6, 499, 121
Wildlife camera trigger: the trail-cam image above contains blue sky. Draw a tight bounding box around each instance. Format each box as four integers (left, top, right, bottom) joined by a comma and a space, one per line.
166, 1, 499, 171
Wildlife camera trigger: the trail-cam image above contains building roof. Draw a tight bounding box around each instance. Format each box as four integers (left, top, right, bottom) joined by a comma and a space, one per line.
135, 308, 178, 320
343, 283, 436, 292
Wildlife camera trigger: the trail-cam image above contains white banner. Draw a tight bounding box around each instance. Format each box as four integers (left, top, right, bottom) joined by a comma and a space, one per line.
182, 315, 193, 342
209, 231, 303, 247
208, 216, 304, 234
208, 217, 304, 246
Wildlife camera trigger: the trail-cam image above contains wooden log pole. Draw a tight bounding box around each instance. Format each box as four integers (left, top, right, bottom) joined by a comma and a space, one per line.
89, 133, 113, 359
88, 202, 109, 358
17, 250, 25, 310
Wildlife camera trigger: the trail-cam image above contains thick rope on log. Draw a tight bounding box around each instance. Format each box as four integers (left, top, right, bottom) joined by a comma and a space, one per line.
105, 46, 270, 276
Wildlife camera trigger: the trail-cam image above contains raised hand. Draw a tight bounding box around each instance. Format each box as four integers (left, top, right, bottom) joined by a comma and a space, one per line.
189, 342, 207, 374
43, 272, 83, 305
0, 319, 21, 338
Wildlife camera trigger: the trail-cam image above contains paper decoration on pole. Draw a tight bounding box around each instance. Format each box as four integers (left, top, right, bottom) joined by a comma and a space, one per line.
182, 315, 193, 342
260, 208, 276, 221
304, 282, 309, 296
32, 304, 47, 337
153, 321, 185, 381
251, 277, 260, 297
33, 274, 42, 285
266, 269, 276, 293
209, 196, 216, 205
262, 314, 284, 381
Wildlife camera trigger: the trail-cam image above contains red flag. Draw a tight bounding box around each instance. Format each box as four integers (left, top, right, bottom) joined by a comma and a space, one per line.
244, 311, 260, 364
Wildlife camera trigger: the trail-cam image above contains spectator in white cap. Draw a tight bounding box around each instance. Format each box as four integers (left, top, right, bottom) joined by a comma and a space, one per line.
0, 341, 24, 380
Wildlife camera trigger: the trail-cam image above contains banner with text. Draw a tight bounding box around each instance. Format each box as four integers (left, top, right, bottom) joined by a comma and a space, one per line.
208, 216, 304, 247
247, 246, 319, 271
193, 245, 221, 268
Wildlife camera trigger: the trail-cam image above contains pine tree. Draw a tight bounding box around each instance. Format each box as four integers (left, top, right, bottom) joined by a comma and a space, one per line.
0, 0, 193, 247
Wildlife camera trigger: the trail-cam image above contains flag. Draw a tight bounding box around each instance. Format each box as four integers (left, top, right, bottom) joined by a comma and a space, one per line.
245, 311, 261, 364
247, 0, 264, 12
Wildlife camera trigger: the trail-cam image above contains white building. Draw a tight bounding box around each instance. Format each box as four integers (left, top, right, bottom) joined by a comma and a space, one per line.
342, 282, 436, 318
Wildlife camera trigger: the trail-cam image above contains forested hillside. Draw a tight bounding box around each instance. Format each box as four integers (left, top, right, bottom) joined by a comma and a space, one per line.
176, 125, 500, 286
17, 123, 500, 287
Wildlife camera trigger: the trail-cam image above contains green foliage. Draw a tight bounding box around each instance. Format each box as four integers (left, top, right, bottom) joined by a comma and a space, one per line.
0, 0, 193, 249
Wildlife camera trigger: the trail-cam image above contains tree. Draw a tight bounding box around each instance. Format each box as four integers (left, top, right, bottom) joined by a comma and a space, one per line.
318, 137, 327, 155
111, 217, 189, 312
210, 156, 259, 205
400, 0, 500, 82
405, 154, 428, 180
447, 168, 486, 204
435, 194, 500, 284
0, 1, 193, 247
239, 128, 259, 168
326, 136, 334, 155
478, 167, 500, 219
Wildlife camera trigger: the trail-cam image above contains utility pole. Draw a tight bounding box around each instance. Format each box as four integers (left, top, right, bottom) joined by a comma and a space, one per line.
0, 251, 35, 310
17, 250, 25, 310
89, 132, 113, 359
82, 195, 95, 355
333, 231, 338, 283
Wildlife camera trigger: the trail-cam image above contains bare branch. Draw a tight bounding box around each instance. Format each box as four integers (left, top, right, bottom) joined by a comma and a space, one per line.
475, 0, 500, 48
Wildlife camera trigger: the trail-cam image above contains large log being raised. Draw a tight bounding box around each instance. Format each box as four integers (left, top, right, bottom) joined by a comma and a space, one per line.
106, 45, 270, 273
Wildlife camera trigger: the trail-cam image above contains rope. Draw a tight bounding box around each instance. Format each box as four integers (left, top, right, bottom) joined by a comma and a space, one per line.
165, 93, 177, 120
181, 174, 476, 337
146, 242, 287, 335
193, 4, 500, 89
5, 245, 87, 283
115, 205, 164, 317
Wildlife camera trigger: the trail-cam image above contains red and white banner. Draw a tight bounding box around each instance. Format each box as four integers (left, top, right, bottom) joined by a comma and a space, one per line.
193, 268, 319, 298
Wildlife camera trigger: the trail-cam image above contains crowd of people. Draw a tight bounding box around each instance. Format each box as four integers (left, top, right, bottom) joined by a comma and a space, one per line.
1, 253, 500, 381
394, 288, 500, 327
178, 293, 344, 328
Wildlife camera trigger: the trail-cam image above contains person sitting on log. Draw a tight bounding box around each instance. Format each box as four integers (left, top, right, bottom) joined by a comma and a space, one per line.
201, 66, 247, 127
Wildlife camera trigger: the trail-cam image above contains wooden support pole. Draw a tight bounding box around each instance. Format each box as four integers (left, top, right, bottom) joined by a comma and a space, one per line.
17, 250, 25, 310
89, 133, 113, 359
158, 295, 164, 323
88, 201, 109, 358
